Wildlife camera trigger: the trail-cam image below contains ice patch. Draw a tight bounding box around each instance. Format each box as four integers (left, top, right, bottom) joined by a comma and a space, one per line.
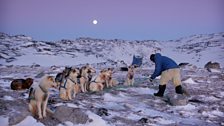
54, 103, 65, 107
64, 121, 73, 126
183, 78, 198, 84
66, 103, 78, 108
128, 87, 156, 95
0, 116, 9, 126
155, 117, 175, 125
2, 95, 14, 101
70, 111, 110, 126
204, 96, 220, 101
220, 92, 224, 96
14, 116, 45, 126
209, 69, 221, 73
126, 113, 142, 120
173, 104, 196, 111
103, 93, 128, 102
103, 102, 126, 111
211, 110, 224, 117
53, 103, 78, 108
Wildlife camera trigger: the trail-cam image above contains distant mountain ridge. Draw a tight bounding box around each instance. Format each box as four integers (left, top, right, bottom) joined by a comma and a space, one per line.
0, 32, 223, 67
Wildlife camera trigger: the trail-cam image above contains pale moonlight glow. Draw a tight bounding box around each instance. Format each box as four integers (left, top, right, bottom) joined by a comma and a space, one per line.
93, 20, 98, 25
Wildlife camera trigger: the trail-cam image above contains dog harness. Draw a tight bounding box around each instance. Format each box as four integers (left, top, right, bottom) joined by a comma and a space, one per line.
59, 79, 67, 90
28, 87, 35, 101
68, 78, 80, 85
39, 85, 48, 101
28, 85, 48, 101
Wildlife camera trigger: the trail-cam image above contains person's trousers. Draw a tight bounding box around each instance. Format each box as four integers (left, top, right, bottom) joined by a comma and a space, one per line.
160, 68, 181, 87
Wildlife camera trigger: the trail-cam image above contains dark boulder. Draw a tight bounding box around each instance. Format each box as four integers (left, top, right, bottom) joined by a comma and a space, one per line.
204, 61, 221, 72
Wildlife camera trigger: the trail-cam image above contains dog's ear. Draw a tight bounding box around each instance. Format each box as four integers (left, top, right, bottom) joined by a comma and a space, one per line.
108, 68, 114, 71
83, 66, 87, 69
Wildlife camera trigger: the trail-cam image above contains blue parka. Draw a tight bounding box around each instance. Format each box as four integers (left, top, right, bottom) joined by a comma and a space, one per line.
151, 53, 179, 79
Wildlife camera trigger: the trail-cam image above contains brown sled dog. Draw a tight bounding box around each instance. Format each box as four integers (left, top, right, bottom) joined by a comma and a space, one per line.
124, 65, 136, 86
28, 76, 57, 119
106, 68, 118, 88
11, 78, 33, 90
79, 64, 96, 92
59, 68, 81, 100
89, 69, 111, 92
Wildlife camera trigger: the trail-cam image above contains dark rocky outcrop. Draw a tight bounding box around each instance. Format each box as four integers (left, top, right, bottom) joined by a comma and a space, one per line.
53, 106, 90, 124
204, 61, 221, 72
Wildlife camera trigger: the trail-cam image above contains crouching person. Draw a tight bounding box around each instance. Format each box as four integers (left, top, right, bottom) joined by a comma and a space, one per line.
149, 53, 184, 97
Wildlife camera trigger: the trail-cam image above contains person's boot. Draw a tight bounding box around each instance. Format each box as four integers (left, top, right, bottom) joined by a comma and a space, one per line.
175, 85, 183, 94
154, 85, 166, 97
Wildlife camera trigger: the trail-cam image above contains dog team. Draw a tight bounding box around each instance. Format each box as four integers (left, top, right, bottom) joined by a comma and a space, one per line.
10, 53, 187, 119
11, 64, 137, 119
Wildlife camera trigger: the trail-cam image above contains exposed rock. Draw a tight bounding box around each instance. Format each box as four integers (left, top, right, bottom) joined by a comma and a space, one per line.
53, 106, 89, 124
35, 71, 45, 78
6, 57, 16, 63
167, 94, 188, 106
204, 61, 221, 72
9, 109, 31, 125
138, 117, 148, 123
96, 108, 109, 116
5, 100, 32, 125
178, 62, 189, 67
189, 98, 204, 104
31, 64, 40, 68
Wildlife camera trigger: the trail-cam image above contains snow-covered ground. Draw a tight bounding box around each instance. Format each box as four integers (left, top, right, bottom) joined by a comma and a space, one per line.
0, 32, 224, 126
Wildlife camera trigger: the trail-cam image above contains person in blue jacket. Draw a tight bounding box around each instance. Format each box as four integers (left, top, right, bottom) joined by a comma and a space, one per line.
149, 53, 183, 97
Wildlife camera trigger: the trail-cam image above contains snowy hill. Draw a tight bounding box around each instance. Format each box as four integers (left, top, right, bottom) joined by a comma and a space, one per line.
0, 33, 160, 67
161, 33, 224, 67
1, 32, 223, 68
0, 32, 224, 126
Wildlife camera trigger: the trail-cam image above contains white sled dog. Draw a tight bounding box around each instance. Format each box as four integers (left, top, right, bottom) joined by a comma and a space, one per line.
28, 75, 57, 119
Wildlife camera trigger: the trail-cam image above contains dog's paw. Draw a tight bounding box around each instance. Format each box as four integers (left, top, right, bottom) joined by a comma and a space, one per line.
43, 113, 46, 118
38, 116, 43, 119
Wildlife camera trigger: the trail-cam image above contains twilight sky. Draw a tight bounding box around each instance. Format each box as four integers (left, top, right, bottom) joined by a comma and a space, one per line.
0, 0, 223, 41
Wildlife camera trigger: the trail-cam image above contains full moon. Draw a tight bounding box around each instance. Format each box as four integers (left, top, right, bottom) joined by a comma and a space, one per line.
93, 20, 98, 25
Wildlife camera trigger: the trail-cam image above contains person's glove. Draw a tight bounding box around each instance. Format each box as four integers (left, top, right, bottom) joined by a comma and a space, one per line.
149, 77, 153, 82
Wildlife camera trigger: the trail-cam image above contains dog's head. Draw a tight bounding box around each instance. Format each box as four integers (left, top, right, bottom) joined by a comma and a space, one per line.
69, 68, 80, 78
25, 78, 34, 89
46, 76, 57, 88
83, 64, 96, 74
55, 73, 64, 85
106, 68, 115, 80
63, 66, 72, 77
81, 64, 96, 77
128, 65, 136, 74
99, 69, 111, 81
